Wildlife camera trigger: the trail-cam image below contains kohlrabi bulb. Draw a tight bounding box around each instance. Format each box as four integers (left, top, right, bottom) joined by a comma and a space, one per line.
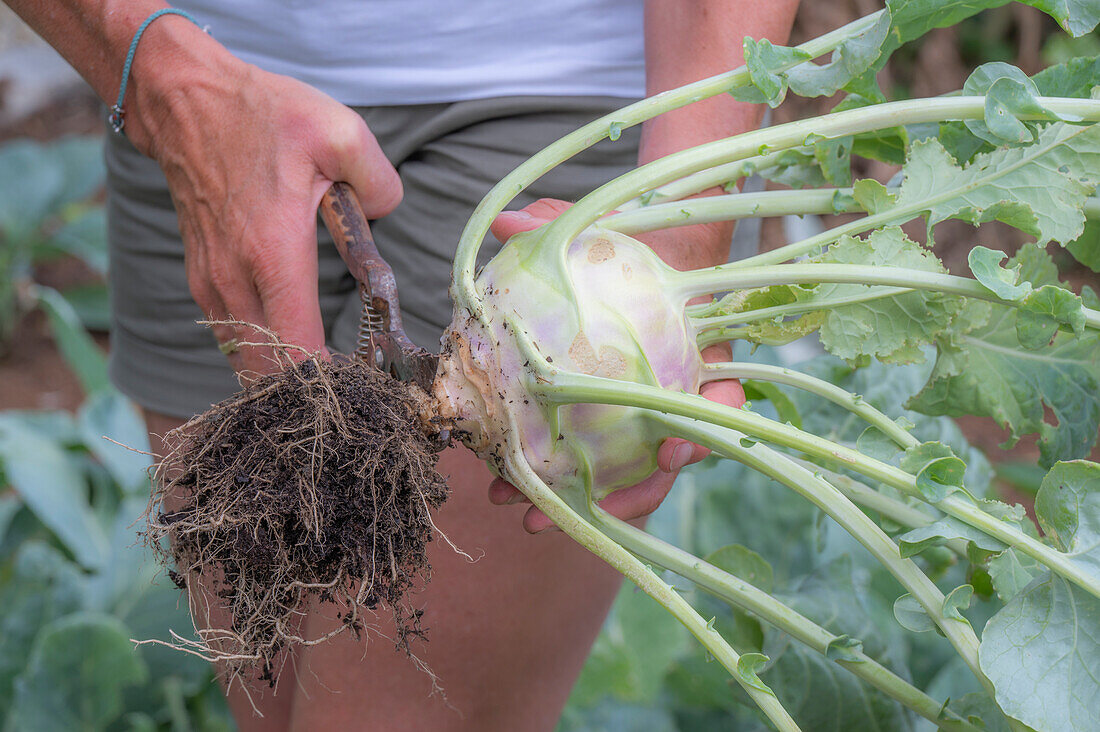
434, 228, 703, 499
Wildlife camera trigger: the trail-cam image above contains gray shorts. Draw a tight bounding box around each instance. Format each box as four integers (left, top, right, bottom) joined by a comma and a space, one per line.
106, 96, 640, 418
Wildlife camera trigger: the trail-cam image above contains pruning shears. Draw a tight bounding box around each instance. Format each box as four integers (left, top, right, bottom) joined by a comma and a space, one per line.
318, 182, 438, 392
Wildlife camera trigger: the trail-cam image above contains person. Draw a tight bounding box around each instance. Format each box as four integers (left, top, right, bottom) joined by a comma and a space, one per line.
7, 1, 798, 728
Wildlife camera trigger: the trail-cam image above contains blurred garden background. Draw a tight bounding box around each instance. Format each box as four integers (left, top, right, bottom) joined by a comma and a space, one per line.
0, 2, 1097, 730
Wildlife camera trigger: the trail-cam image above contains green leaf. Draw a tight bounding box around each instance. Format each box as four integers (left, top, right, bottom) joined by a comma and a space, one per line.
77, 392, 152, 495
751, 148, 828, 190
742, 380, 802, 429
1032, 55, 1100, 98
717, 285, 826, 347
58, 283, 111, 332
1017, 285, 1087, 348
0, 139, 65, 240
979, 573, 1100, 731
939, 692, 1015, 732
702, 544, 773, 653
48, 136, 105, 209
35, 286, 110, 396
1066, 218, 1100, 272
813, 228, 962, 364
813, 136, 854, 186
852, 178, 897, 214
963, 62, 1056, 145
901, 442, 969, 502
45, 207, 108, 275
887, 0, 1013, 45
559, 700, 678, 732
10, 612, 148, 731
856, 425, 902, 462
908, 250, 1100, 466
784, 12, 892, 99
1035, 460, 1100, 584
988, 548, 1040, 602
705, 544, 774, 592
938, 120, 993, 165
733, 37, 812, 107
824, 635, 865, 663
663, 654, 742, 716
0, 416, 108, 569
942, 584, 974, 623
734, 652, 773, 694
766, 1, 1020, 103
898, 517, 1008, 557
0, 543, 86, 721
894, 124, 1100, 245
1022, 0, 1100, 35
0, 492, 19, 546
968, 246, 1032, 301
892, 593, 937, 632
755, 640, 915, 731
572, 582, 688, 706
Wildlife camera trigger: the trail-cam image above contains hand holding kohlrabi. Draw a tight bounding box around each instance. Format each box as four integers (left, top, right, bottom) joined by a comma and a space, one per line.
150, 2, 1100, 730
482, 199, 745, 532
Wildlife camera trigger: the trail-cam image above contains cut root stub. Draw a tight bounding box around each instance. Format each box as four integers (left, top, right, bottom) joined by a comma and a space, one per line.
143, 355, 450, 686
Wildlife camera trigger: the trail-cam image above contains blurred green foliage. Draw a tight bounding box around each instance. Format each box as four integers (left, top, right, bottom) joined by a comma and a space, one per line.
0, 136, 232, 731
0, 136, 110, 353
561, 350, 1004, 731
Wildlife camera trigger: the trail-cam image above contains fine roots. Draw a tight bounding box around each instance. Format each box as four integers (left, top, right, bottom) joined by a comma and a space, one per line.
143, 353, 449, 686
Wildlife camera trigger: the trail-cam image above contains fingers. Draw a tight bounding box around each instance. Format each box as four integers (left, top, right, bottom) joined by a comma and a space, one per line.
253, 237, 329, 364
315, 112, 403, 218
656, 342, 743, 472
491, 471, 677, 534
517, 471, 677, 534
490, 198, 574, 243
181, 215, 272, 376
487, 477, 527, 506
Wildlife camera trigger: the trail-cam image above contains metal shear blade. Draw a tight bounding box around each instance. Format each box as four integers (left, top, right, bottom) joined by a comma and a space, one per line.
319, 182, 438, 393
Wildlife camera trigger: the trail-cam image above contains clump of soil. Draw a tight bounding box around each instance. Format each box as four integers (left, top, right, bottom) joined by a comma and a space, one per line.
143, 354, 449, 687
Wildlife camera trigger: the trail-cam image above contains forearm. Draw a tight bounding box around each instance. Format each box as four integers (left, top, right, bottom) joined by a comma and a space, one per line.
4, 0, 238, 154
640, 0, 800, 269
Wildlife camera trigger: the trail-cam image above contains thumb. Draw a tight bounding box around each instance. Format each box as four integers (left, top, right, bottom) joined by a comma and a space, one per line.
318, 113, 403, 218
490, 198, 574, 243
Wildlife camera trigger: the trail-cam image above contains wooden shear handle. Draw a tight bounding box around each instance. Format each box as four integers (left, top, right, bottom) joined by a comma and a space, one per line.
318, 182, 399, 316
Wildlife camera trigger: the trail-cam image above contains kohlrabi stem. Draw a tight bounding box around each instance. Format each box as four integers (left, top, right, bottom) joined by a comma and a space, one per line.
614, 151, 789, 211
700, 326, 754, 343
938, 494, 1100, 592
600, 189, 853, 236
451, 11, 887, 308
530, 367, 1100, 600
543, 98, 1100, 250
501, 450, 801, 730
693, 287, 913, 343
677, 263, 1100, 329
588, 506, 983, 732
446, 14, 884, 306
791, 458, 967, 557
647, 413, 996, 701
702, 362, 920, 449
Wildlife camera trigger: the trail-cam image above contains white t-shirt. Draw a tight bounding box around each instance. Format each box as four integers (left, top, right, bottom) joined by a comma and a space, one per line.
176, 1, 646, 106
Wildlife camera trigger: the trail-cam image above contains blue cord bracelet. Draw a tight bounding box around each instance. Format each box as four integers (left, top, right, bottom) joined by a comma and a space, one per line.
109, 8, 204, 135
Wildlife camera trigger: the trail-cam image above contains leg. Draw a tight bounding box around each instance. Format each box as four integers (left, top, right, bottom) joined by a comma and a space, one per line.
288, 446, 624, 731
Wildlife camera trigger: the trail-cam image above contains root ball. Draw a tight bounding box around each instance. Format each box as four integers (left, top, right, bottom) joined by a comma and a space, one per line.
144, 356, 449, 685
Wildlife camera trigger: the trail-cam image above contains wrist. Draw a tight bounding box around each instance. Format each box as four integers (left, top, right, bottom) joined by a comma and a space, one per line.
122, 14, 244, 155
